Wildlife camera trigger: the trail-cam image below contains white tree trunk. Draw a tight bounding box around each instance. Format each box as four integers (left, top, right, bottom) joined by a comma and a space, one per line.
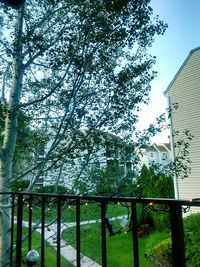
0, 7, 24, 266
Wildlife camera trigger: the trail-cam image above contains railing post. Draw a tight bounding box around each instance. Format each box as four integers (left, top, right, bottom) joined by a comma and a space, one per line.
76, 198, 81, 267
131, 202, 139, 267
57, 196, 61, 267
28, 195, 33, 252
170, 203, 186, 267
10, 193, 15, 267
41, 195, 45, 267
101, 200, 107, 267
15, 193, 24, 267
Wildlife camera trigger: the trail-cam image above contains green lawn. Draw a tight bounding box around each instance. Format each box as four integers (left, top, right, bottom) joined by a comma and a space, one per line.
16, 202, 170, 266
62, 222, 170, 267
13, 227, 74, 267
22, 201, 128, 223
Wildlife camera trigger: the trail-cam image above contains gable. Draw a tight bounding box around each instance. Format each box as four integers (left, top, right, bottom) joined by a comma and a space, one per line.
164, 46, 200, 95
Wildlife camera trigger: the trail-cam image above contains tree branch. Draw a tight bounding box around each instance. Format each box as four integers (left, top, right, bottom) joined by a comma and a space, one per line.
11, 161, 43, 181
19, 60, 72, 108
0, 39, 11, 54
23, 3, 69, 37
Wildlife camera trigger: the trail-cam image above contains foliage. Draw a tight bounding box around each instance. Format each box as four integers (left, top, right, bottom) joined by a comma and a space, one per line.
137, 165, 174, 229
37, 185, 71, 194
147, 237, 172, 267
11, 179, 29, 192
0, 0, 167, 189
148, 213, 200, 267
170, 129, 193, 179
138, 164, 174, 198
72, 134, 140, 196
0, 104, 44, 178
85, 162, 136, 196
0, 2, 167, 264
184, 213, 200, 267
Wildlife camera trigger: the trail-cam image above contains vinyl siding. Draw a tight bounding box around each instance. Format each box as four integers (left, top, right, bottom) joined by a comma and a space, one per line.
168, 48, 200, 199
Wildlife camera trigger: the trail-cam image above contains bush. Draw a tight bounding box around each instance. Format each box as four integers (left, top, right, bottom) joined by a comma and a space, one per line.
149, 213, 200, 267
148, 238, 172, 267
137, 165, 174, 230
11, 180, 29, 192
37, 185, 71, 194
184, 213, 200, 267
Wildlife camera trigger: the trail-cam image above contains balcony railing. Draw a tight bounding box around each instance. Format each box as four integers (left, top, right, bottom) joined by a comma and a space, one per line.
1, 192, 200, 267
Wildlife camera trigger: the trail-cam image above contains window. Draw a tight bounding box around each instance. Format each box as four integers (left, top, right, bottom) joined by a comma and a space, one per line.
162, 152, 168, 160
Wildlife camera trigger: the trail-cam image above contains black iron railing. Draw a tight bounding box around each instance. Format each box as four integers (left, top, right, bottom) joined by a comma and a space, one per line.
1, 192, 200, 267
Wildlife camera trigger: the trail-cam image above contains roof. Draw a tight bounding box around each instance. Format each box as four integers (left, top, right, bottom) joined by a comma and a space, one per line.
146, 143, 171, 152
164, 46, 200, 95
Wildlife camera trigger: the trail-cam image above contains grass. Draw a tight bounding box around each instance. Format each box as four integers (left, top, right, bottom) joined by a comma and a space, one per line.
22, 201, 128, 223
13, 227, 74, 267
13, 202, 135, 266
16, 201, 170, 266
62, 221, 170, 267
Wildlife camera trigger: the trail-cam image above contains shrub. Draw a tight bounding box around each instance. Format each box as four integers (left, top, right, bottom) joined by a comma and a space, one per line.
37, 185, 71, 194
137, 165, 174, 230
149, 213, 200, 267
184, 213, 200, 267
148, 238, 172, 267
11, 180, 29, 192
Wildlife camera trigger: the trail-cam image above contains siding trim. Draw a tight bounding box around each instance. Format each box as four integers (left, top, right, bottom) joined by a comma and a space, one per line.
164, 46, 200, 95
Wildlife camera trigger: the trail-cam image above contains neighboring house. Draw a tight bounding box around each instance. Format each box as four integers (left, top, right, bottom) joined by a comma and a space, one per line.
165, 46, 200, 200
36, 130, 135, 189
140, 143, 171, 170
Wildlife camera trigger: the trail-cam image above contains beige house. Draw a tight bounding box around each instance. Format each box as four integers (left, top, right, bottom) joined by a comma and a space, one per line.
165, 46, 200, 200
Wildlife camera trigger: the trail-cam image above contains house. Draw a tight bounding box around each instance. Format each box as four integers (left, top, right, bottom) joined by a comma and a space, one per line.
140, 143, 171, 170
35, 129, 136, 190
165, 46, 200, 200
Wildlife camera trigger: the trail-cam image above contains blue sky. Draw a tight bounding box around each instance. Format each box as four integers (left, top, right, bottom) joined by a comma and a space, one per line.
137, 0, 200, 142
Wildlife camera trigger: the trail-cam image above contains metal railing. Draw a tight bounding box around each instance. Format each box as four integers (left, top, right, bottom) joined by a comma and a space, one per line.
1, 192, 200, 267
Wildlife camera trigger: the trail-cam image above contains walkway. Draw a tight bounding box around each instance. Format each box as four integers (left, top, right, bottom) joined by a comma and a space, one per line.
22, 220, 101, 267
21, 215, 125, 266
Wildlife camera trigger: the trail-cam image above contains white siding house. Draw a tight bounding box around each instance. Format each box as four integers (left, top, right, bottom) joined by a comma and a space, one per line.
165, 46, 200, 201
35, 130, 135, 189
140, 143, 171, 170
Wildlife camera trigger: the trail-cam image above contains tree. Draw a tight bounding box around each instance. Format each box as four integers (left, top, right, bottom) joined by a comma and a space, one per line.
78, 160, 136, 196
0, 0, 167, 265
137, 164, 174, 229
138, 164, 174, 198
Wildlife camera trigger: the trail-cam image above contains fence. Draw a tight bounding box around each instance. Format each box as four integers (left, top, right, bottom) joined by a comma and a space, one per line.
1, 192, 200, 267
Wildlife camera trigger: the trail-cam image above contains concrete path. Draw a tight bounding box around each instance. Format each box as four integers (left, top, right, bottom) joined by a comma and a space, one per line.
37, 222, 101, 267
21, 220, 101, 266
20, 215, 126, 267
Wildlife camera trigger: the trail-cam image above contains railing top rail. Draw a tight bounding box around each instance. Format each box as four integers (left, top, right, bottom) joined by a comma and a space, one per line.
2, 191, 200, 207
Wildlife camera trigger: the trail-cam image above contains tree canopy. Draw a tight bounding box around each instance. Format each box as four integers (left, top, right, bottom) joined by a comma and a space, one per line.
0, 0, 167, 190
0, 0, 168, 264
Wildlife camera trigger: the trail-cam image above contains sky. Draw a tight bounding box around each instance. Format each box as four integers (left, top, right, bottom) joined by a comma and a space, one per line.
137, 0, 200, 143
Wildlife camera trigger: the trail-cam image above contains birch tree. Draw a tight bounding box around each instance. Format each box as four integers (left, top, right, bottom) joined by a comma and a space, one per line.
0, 0, 166, 265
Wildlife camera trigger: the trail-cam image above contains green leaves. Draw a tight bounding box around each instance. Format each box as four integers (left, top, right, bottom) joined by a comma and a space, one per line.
171, 129, 193, 179
0, 0, 168, 186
